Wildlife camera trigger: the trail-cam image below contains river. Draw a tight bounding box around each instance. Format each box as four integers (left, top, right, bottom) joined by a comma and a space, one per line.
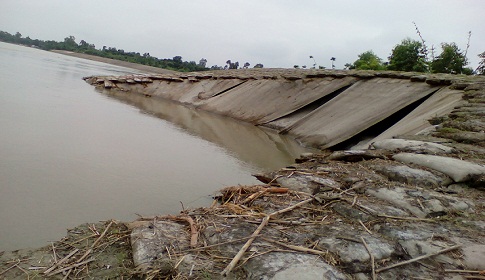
0, 42, 311, 250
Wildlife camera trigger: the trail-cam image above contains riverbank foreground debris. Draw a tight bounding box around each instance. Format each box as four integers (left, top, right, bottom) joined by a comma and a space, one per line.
1, 69, 485, 279
126, 141, 484, 279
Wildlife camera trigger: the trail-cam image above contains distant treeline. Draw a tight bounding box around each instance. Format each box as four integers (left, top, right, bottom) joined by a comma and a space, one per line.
0, 31, 209, 72
2, 29, 484, 75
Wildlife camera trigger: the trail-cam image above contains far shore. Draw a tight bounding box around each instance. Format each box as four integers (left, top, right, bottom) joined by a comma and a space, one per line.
51, 50, 178, 75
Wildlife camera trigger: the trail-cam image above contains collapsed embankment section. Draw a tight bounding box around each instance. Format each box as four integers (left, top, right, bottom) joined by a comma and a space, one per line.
84, 69, 483, 150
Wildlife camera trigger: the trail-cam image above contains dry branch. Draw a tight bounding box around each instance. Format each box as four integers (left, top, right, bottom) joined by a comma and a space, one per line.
445, 269, 485, 274
178, 215, 198, 247
47, 258, 95, 277
262, 238, 328, 256
0, 260, 20, 276
184, 235, 260, 252
75, 220, 114, 265
221, 197, 314, 276
376, 244, 462, 273
359, 220, 373, 235
221, 215, 270, 276
378, 214, 435, 222
43, 248, 79, 274
361, 237, 376, 280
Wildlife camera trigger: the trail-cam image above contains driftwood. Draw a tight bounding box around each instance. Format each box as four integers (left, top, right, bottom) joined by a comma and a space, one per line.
177, 215, 198, 248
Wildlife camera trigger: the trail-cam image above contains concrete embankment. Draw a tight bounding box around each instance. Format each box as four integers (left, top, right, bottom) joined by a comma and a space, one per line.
83, 69, 480, 150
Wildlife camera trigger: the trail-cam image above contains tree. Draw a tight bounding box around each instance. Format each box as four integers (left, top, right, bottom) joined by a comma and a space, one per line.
243, 62, 250, 69
431, 42, 472, 74
253, 63, 264, 68
14, 32, 22, 43
388, 38, 428, 72
79, 39, 92, 49
225, 60, 239, 69
198, 58, 207, 68
0, 29, 210, 72
351, 51, 386, 70
63, 36, 77, 48
476, 51, 485, 75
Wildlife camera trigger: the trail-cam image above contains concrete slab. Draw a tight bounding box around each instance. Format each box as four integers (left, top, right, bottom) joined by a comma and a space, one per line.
364, 87, 464, 145
199, 76, 358, 124
284, 78, 439, 149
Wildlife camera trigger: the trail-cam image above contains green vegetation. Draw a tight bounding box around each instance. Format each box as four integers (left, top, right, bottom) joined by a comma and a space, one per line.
348, 50, 386, 70
431, 43, 473, 74
0, 31, 208, 72
350, 38, 480, 75
387, 38, 428, 72
349, 24, 481, 75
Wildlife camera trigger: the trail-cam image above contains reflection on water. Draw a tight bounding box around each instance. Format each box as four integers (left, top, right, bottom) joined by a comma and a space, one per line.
99, 88, 311, 171
0, 42, 312, 251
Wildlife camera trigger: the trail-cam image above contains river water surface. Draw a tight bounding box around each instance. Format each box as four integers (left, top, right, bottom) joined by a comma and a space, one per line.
0, 42, 311, 250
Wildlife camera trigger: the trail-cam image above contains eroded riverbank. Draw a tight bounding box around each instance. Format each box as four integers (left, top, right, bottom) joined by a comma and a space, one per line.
1, 68, 484, 279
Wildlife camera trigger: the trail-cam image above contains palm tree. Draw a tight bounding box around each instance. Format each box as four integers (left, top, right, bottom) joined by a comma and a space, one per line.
330, 57, 336, 69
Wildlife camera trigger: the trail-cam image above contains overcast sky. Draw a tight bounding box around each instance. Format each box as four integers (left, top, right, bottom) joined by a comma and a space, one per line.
1, 0, 484, 70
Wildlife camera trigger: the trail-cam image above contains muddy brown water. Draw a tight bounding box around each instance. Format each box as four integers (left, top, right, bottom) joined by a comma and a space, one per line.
0, 42, 312, 251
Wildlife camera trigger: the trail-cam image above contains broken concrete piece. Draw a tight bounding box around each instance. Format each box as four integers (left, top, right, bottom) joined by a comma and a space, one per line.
319, 233, 397, 273
131, 221, 189, 270
393, 153, 485, 183
370, 164, 452, 187
332, 202, 372, 222
276, 176, 313, 193
423, 199, 447, 217
399, 240, 455, 265
245, 252, 348, 280
366, 187, 426, 218
371, 139, 455, 154
461, 244, 485, 270
310, 176, 342, 190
